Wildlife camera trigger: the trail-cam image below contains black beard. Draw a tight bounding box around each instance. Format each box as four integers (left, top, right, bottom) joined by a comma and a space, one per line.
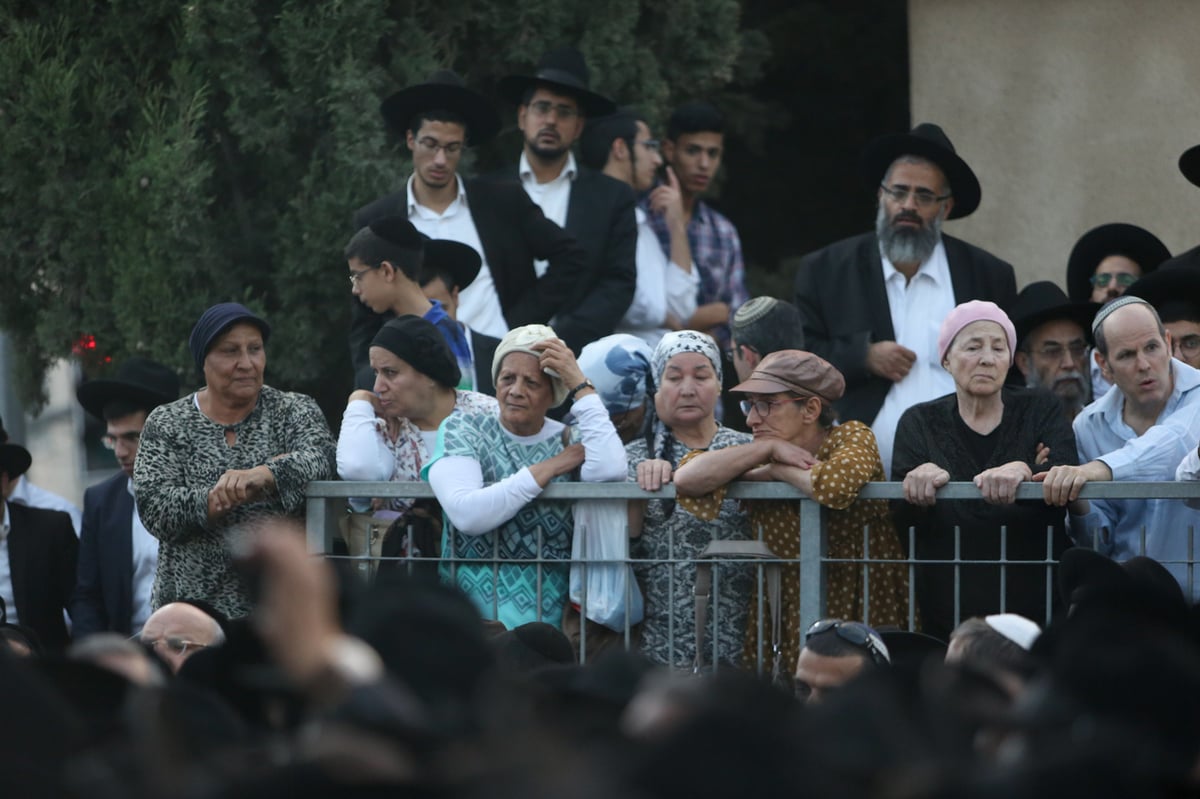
876, 204, 941, 266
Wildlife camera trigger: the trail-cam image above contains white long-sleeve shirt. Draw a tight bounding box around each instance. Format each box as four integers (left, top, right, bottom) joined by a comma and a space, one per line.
616, 207, 699, 349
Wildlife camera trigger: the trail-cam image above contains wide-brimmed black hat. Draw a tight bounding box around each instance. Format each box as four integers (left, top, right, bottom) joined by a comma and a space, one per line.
76, 357, 180, 421
860, 122, 981, 219
421, 236, 481, 291
1009, 281, 1100, 347
497, 46, 616, 118
1065, 223, 1171, 302
380, 69, 500, 144
1126, 262, 1200, 320
1179, 144, 1200, 188
0, 414, 32, 479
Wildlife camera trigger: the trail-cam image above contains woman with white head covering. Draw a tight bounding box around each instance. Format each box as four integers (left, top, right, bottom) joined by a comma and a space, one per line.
626, 331, 753, 668
424, 324, 626, 630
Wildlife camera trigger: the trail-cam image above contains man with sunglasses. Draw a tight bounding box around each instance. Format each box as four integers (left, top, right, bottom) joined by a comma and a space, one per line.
494, 46, 638, 353
793, 123, 1015, 477
71, 358, 179, 639
794, 618, 890, 704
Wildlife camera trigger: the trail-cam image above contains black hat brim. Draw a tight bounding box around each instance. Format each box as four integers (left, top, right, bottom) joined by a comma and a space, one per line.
860, 132, 981, 219
1126, 262, 1200, 313
1066, 223, 1171, 302
76, 380, 177, 421
496, 73, 617, 118
380, 83, 500, 145
423, 239, 481, 292
1014, 301, 1100, 347
0, 443, 32, 479
1179, 144, 1200, 188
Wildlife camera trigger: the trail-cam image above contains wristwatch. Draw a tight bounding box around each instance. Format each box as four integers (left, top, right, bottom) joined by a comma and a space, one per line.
566, 378, 596, 404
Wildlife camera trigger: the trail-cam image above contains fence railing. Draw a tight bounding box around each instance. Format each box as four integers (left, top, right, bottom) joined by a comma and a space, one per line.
305, 480, 1200, 665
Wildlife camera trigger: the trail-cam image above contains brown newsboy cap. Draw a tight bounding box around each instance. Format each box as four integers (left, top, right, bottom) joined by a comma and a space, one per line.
731, 350, 845, 404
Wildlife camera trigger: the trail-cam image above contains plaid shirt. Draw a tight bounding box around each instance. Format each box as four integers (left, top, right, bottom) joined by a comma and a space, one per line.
643, 197, 748, 347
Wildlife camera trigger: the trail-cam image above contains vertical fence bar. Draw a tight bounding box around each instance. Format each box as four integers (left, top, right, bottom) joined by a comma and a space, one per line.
579, 521, 588, 664
306, 494, 331, 554
998, 524, 1007, 614
953, 525, 962, 629
798, 497, 825, 641
861, 523, 871, 626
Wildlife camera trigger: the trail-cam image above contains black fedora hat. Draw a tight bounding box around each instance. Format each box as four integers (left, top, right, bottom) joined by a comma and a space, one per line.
1065, 223, 1171, 302
1009, 281, 1100, 347
860, 122, 981, 219
421, 236, 481, 292
1126, 262, 1200, 319
380, 69, 500, 145
1179, 143, 1200, 188
497, 46, 617, 118
0, 414, 32, 479
75, 357, 180, 421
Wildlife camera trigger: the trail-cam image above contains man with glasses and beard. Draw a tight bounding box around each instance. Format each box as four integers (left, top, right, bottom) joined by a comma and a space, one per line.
793, 123, 1016, 475
1009, 281, 1098, 422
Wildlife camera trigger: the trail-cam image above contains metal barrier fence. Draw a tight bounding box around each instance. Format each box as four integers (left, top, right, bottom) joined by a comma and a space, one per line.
305, 480, 1200, 667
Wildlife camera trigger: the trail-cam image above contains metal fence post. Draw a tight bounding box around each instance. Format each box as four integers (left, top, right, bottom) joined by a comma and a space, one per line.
798, 497, 826, 642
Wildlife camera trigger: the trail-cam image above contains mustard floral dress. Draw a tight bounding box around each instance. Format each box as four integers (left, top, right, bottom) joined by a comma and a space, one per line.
678, 421, 911, 673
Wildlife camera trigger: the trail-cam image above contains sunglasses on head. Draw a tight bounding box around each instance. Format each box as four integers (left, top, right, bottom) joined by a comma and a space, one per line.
805, 618, 890, 667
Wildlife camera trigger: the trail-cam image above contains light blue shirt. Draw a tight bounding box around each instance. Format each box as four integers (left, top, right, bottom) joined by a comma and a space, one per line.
1070, 360, 1200, 598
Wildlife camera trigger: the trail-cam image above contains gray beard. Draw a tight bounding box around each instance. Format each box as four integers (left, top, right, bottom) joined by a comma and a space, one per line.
1025, 368, 1091, 417
876, 203, 942, 266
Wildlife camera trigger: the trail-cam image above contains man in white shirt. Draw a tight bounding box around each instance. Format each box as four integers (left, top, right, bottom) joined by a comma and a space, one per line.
578, 108, 698, 349
70, 358, 179, 638
351, 70, 586, 387
0, 414, 81, 533
792, 123, 1016, 475
494, 47, 638, 352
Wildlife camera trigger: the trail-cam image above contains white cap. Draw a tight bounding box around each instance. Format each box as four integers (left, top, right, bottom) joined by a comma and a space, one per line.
984, 613, 1041, 650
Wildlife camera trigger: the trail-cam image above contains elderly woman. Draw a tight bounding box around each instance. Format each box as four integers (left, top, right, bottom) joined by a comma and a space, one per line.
337, 315, 497, 510
674, 350, 911, 676
425, 325, 626, 630
892, 301, 1076, 640
627, 331, 753, 669
134, 303, 336, 619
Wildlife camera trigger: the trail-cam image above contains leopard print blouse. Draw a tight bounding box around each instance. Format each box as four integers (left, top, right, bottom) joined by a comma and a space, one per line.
133, 385, 336, 619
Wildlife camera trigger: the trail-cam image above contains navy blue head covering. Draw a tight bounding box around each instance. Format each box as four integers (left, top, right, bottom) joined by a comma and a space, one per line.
189, 303, 271, 374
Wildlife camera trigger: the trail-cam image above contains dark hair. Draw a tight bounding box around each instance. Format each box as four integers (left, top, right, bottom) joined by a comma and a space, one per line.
407, 108, 468, 137
731, 299, 805, 360
949, 618, 1035, 680
101, 398, 150, 422
519, 83, 583, 108
343, 226, 423, 281
419, 268, 458, 293
804, 627, 874, 666
579, 110, 639, 171
667, 100, 724, 141
1093, 302, 1166, 357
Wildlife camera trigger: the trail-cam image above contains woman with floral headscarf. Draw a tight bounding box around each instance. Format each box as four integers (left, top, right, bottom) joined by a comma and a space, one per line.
627, 331, 753, 668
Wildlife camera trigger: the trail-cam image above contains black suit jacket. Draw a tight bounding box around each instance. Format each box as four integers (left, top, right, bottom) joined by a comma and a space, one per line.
470, 328, 501, 396
793, 232, 1017, 425
349, 176, 588, 385
491, 164, 638, 352
69, 473, 135, 637
6, 501, 78, 652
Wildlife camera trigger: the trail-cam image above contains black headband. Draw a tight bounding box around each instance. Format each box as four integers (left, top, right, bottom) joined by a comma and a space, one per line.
370, 316, 461, 389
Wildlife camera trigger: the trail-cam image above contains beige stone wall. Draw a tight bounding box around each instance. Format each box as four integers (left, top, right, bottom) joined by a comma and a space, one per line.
910, 0, 1200, 287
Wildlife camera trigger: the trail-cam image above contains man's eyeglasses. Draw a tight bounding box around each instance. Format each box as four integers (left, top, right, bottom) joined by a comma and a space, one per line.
636, 138, 661, 153
879, 183, 951, 208
141, 636, 209, 657
1088, 272, 1138, 288
414, 137, 463, 156
101, 431, 141, 450
349, 264, 381, 286
739, 396, 809, 418
805, 618, 890, 666
527, 100, 580, 120
1174, 334, 1200, 355
1030, 341, 1088, 360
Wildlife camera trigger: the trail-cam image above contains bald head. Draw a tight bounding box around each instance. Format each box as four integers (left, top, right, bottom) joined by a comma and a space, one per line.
140, 602, 224, 674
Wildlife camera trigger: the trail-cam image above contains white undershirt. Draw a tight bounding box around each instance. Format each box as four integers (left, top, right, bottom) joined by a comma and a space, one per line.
616, 206, 700, 348
0, 502, 16, 625
127, 478, 158, 635
871, 239, 957, 478
519, 151, 577, 278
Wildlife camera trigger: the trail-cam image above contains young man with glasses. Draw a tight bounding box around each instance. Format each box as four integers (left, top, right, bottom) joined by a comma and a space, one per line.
71, 358, 179, 639
494, 46, 638, 353
351, 70, 586, 390
793, 123, 1016, 476
579, 109, 698, 349
793, 619, 890, 704
1009, 281, 1098, 422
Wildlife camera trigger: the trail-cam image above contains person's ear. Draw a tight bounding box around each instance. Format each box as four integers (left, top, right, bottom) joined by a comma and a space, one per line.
612, 138, 630, 163
405, 130, 416, 153
1095, 348, 1112, 382
940, 195, 955, 220
1014, 350, 1031, 378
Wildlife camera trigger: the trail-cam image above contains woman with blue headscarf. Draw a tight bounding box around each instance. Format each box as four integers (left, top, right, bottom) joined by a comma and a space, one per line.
625, 331, 753, 668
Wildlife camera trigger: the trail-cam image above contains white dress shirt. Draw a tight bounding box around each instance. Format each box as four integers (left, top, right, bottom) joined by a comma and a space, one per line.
519, 151, 576, 278
0, 502, 15, 624
871, 240, 957, 478
406, 175, 508, 339
616, 207, 700, 349
9, 475, 81, 535
127, 479, 158, 635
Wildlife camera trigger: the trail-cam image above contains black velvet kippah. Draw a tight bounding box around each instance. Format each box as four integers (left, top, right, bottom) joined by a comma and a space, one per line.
370, 315, 461, 388
368, 215, 424, 250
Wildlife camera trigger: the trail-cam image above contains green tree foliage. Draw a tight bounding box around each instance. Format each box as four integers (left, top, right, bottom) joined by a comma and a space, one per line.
0, 0, 758, 415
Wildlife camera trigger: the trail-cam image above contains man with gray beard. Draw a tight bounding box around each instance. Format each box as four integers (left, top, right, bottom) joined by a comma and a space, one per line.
1010, 281, 1098, 423
793, 123, 1015, 475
